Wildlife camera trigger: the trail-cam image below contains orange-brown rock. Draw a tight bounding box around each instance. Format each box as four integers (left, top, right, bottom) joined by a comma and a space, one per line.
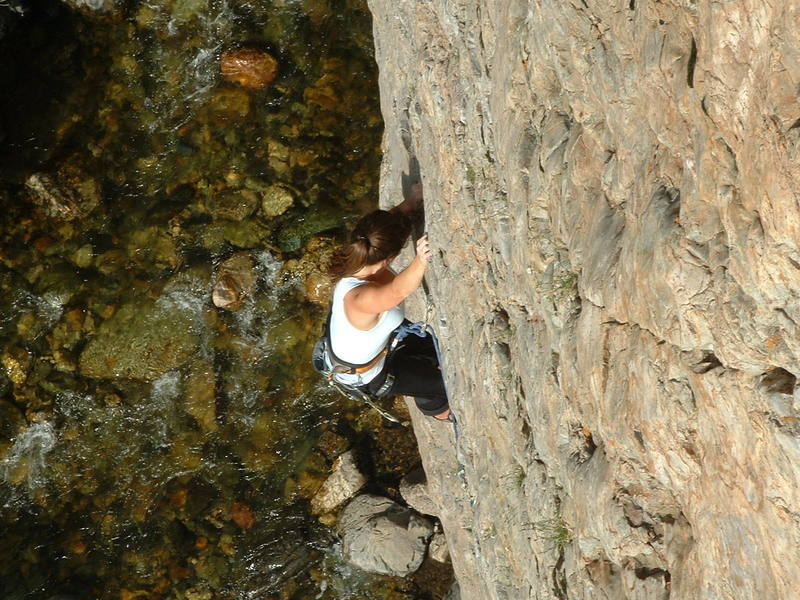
230, 502, 255, 529
220, 49, 278, 91
212, 252, 256, 310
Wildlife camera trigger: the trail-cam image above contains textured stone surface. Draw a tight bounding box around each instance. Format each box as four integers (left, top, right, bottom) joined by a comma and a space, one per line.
399, 465, 439, 516
369, 1, 800, 599
79, 292, 203, 381
428, 530, 450, 564
212, 252, 256, 310
220, 49, 278, 91
310, 449, 366, 516
25, 168, 101, 221
338, 494, 434, 576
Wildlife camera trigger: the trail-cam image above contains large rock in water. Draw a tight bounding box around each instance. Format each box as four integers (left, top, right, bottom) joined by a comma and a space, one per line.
79, 295, 202, 381
311, 449, 367, 516
337, 494, 433, 577
369, 0, 800, 599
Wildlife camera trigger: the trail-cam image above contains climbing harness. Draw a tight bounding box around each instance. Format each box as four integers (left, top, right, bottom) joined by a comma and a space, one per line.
311, 306, 410, 423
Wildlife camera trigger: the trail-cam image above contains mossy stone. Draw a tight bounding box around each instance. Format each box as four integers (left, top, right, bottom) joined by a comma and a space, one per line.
79, 297, 202, 381
184, 362, 217, 433
207, 190, 258, 222
259, 185, 294, 218
277, 209, 342, 252
72, 244, 94, 268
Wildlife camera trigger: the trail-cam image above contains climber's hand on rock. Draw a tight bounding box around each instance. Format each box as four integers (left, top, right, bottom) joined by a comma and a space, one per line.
415, 234, 430, 265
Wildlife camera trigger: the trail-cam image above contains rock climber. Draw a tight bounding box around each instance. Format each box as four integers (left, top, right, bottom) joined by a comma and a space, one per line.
325, 185, 451, 421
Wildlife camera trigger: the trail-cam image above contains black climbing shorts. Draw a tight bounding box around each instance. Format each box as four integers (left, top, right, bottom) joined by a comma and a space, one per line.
365, 332, 449, 416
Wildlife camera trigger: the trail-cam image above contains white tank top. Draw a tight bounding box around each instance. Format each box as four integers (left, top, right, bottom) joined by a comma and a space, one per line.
329, 277, 404, 384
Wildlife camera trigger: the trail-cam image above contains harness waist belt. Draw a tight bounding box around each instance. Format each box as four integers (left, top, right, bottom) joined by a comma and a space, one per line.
331, 346, 388, 375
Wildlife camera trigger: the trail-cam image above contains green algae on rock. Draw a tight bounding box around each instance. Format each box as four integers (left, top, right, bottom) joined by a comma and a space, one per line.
78, 295, 203, 381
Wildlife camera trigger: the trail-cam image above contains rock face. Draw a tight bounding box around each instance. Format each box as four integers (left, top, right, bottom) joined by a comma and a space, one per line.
369, 1, 800, 599
338, 494, 434, 577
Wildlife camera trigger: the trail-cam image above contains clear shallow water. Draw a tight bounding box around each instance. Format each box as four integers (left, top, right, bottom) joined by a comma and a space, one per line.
0, 0, 449, 597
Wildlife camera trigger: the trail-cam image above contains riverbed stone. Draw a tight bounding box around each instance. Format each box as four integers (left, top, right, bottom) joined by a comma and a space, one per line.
71, 244, 94, 268
220, 49, 278, 91
310, 449, 366, 516
61, 0, 118, 13
183, 362, 217, 433
0, 400, 25, 454
78, 296, 201, 381
277, 209, 341, 252
207, 189, 258, 222
25, 167, 101, 222
259, 185, 294, 218
337, 494, 434, 576
212, 252, 256, 310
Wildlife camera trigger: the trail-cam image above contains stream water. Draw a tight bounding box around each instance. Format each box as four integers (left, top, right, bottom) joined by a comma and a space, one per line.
0, 1, 449, 598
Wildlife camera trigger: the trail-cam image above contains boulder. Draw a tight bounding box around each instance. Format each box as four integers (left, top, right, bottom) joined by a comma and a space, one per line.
221, 49, 278, 91
310, 449, 366, 516
79, 295, 202, 381
337, 494, 433, 576
399, 466, 438, 516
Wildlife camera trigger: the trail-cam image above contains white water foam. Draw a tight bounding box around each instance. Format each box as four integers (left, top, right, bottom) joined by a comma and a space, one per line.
1, 421, 57, 493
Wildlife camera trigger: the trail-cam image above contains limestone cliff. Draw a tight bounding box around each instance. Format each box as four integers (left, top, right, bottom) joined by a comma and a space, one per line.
368, 1, 800, 598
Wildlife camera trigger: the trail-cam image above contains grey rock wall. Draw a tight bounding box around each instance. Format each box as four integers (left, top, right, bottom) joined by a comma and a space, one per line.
368, 1, 800, 598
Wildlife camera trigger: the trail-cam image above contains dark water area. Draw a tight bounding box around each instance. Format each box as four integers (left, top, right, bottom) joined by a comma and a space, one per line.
0, 1, 449, 598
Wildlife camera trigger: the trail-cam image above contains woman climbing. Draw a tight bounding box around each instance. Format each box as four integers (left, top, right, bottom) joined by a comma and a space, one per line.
325, 187, 451, 421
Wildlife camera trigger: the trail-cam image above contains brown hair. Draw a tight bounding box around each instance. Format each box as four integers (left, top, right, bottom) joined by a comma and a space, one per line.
328, 209, 412, 279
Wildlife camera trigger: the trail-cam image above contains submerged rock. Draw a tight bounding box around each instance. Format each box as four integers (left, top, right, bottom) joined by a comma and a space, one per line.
78, 296, 202, 381
310, 449, 366, 516
61, 0, 118, 13
220, 49, 278, 91
25, 168, 101, 222
207, 190, 259, 222
206, 88, 251, 122
183, 361, 217, 433
212, 252, 256, 310
0, 400, 26, 454
277, 209, 342, 252
281, 236, 335, 305
259, 184, 294, 218
337, 494, 433, 577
